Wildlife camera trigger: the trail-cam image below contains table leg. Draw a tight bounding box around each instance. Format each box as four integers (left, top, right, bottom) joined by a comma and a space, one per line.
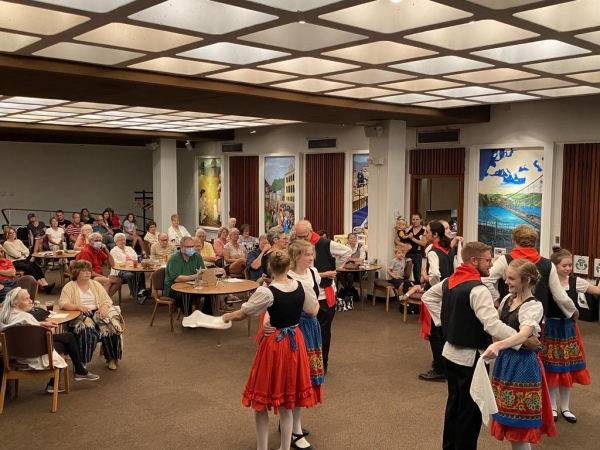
359, 273, 364, 311
211, 295, 221, 346
183, 293, 191, 318
59, 262, 65, 289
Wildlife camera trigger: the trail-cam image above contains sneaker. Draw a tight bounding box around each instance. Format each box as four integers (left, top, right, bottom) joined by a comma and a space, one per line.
226, 295, 243, 303
45, 384, 65, 394
74, 372, 100, 381
418, 370, 446, 382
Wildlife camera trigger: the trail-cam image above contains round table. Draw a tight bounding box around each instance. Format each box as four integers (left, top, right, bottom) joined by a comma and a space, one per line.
39, 307, 80, 333
336, 264, 382, 310
112, 263, 160, 310
33, 251, 80, 288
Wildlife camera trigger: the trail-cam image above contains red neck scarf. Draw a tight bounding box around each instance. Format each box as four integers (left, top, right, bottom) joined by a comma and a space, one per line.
448, 264, 481, 289
509, 247, 541, 264
432, 241, 450, 255
310, 231, 320, 245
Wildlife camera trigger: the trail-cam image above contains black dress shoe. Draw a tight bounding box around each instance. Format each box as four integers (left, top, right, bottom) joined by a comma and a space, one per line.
552, 409, 558, 422
418, 370, 446, 382
44, 283, 55, 294
561, 410, 577, 423
291, 432, 314, 450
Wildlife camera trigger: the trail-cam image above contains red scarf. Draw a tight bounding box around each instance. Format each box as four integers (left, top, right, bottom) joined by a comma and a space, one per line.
432, 241, 450, 255
509, 247, 541, 264
447, 264, 481, 289
310, 231, 320, 245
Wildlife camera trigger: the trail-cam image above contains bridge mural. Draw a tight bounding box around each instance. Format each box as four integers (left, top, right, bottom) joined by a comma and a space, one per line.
478, 148, 544, 252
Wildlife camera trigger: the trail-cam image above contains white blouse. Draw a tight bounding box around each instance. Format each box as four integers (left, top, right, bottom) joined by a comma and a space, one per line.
287, 267, 321, 294
241, 279, 318, 317
110, 245, 138, 275
78, 287, 97, 310
498, 295, 544, 335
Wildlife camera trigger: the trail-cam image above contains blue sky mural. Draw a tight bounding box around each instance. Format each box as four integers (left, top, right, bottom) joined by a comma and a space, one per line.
479, 148, 544, 195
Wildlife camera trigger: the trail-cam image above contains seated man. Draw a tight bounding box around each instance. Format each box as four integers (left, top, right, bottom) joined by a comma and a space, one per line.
56, 209, 71, 230
164, 236, 211, 316
76, 232, 122, 298
66, 212, 83, 250
246, 234, 270, 281
193, 227, 217, 265
0, 243, 17, 302
92, 215, 115, 250
150, 232, 176, 261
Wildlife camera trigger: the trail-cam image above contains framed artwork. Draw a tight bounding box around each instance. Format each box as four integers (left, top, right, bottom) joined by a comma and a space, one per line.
352, 153, 369, 229
264, 156, 296, 233
197, 157, 222, 229
478, 147, 543, 252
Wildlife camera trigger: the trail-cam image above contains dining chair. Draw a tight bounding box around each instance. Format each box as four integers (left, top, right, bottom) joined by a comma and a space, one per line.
371, 261, 413, 313
16, 275, 38, 301
0, 325, 70, 414
149, 268, 180, 332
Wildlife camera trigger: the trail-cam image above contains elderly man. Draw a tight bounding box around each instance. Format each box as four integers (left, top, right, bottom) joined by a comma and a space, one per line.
164, 236, 210, 316
93, 215, 115, 250
66, 212, 83, 249
76, 232, 122, 297
246, 234, 269, 281
0, 243, 17, 302
295, 220, 351, 375
193, 228, 217, 265
151, 232, 176, 261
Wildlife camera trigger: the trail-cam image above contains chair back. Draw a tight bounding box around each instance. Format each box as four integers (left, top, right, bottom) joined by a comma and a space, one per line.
16, 275, 38, 301
152, 268, 166, 291
0, 325, 55, 369
244, 268, 250, 280
141, 241, 151, 257
404, 261, 413, 281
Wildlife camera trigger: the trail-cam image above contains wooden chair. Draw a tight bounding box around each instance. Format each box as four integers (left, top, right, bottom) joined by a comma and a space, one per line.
149, 268, 180, 332
0, 325, 70, 414
141, 240, 151, 258
16, 275, 38, 301
370, 261, 413, 312
402, 292, 422, 323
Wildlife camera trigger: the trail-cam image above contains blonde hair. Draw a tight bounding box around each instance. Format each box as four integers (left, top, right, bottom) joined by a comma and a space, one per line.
288, 240, 313, 270
396, 217, 407, 228
170, 214, 179, 221
512, 225, 538, 248
551, 248, 572, 266
506, 258, 541, 305
268, 250, 291, 276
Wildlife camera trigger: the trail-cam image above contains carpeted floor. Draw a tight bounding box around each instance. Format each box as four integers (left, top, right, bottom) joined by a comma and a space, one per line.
1, 274, 599, 450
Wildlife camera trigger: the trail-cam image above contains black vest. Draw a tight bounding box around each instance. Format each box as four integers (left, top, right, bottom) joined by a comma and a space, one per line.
287, 269, 320, 300
314, 237, 335, 288
499, 296, 538, 332
551, 276, 579, 319
431, 247, 456, 281
500, 255, 554, 316
267, 282, 305, 329
441, 279, 492, 349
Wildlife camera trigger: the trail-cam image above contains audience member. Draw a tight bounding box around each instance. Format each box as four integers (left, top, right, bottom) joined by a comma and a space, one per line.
167, 214, 190, 244
74, 224, 93, 251
150, 232, 176, 261
26, 213, 46, 255
66, 212, 83, 249
93, 214, 115, 250
213, 226, 228, 259
193, 228, 216, 264
45, 217, 66, 252
104, 207, 122, 232
111, 233, 146, 300
0, 243, 17, 302
55, 210, 71, 229
144, 220, 159, 246
223, 227, 246, 277
387, 245, 410, 292
316, 230, 328, 239
76, 232, 122, 297
228, 217, 236, 229
400, 212, 427, 286
238, 224, 257, 253
123, 212, 143, 253
393, 217, 408, 248
337, 232, 366, 291
80, 208, 94, 224
261, 226, 288, 279
246, 234, 269, 281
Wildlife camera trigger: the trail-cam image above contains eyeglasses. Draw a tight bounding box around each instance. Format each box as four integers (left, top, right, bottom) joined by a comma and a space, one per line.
182, 245, 194, 249
296, 234, 310, 239
476, 257, 493, 263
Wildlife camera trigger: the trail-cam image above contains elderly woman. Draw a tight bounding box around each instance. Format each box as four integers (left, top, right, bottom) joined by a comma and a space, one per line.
110, 233, 146, 300
144, 220, 159, 246
193, 227, 217, 264
0, 287, 99, 393
167, 213, 190, 244
238, 224, 257, 253
223, 227, 247, 277
213, 226, 228, 260
338, 232, 366, 291
74, 224, 93, 251
58, 260, 124, 370
261, 226, 288, 277
2, 227, 55, 294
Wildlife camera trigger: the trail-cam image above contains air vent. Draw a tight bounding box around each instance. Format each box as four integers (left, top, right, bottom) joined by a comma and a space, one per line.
417, 130, 460, 146
221, 143, 243, 153
308, 138, 337, 149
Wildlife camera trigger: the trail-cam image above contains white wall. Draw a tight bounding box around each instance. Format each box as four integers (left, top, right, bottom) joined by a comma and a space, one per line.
0, 141, 153, 226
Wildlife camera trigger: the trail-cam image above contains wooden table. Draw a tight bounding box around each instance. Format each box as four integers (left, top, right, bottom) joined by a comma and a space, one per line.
337, 264, 382, 310
33, 251, 80, 288
112, 263, 160, 310
39, 307, 80, 333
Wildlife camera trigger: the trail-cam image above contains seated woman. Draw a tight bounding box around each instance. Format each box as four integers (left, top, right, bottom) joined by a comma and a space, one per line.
74, 224, 93, 251
144, 220, 159, 246
223, 227, 246, 277
104, 207, 122, 233
2, 227, 55, 294
0, 287, 99, 394
122, 213, 143, 253
213, 226, 228, 262
80, 208, 95, 225
167, 214, 190, 244
46, 217, 67, 270
238, 224, 257, 253
338, 232, 366, 291
110, 233, 146, 299
58, 260, 124, 370
193, 227, 217, 265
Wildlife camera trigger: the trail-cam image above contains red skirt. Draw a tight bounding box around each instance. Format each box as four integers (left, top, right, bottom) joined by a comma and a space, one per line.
418, 303, 431, 340
242, 326, 316, 414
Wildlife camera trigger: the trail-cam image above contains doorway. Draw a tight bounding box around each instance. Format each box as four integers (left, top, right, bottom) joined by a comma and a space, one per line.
410, 175, 464, 235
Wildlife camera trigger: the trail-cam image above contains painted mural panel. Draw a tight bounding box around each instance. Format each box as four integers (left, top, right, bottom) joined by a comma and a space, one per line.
197, 157, 222, 229
264, 156, 295, 233
352, 154, 369, 229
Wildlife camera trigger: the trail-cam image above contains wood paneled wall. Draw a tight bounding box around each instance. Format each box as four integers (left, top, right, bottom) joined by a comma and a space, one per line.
229, 156, 259, 234
561, 143, 600, 277
305, 153, 345, 237
409, 148, 465, 175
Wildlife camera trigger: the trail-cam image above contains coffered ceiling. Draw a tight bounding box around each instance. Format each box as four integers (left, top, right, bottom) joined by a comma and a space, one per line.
1, 0, 600, 140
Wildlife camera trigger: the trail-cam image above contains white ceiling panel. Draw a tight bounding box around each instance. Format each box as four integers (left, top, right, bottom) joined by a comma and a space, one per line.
525, 55, 600, 74
239, 22, 366, 52
179, 43, 288, 64
0, 31, 40, 52
374, 93, 443, 104
129, 0, 278, 35
576, 31, 600, 47
428, 86, 504, 97
414, 99, 480, 108
514, 0, 600, 32
467, 93, 539, 103
446, 68, 537, 83
326, 69, 414, 84
207, 68, 296, 84
529, 86, 600, 97
406, 20, 538, 50
381, 78, 462, 92
260, 57, 359, 75
244, 0, 343, 11
34, 42, 144, 65
325, 87, 400, 98
0, 1, 89, 35
320, 0, 472, 34
0, 102, 43, 110
467, 0, 544, 9
259, 119, 301, 124
322, 41, 436, 65
70, 102, 125, 109
492, 78, 575, 91
6, 97, 67, 105
122, 107, 177, 114
472, 40, 590, 64
390, 56, 493, 75
129, 57, 227, 75
33, 0, 136, 13
567, 71, 600, 83
271, 78, 353, 93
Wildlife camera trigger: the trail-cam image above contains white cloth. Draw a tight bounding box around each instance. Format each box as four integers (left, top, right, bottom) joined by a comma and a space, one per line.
470, 357, 497, 426
241, 279, 318, 317
182, 311, 232, 329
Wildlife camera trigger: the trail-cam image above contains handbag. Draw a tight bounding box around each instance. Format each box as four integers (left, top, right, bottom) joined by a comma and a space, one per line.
335, 287, 356, 312
29, 307, 50, 321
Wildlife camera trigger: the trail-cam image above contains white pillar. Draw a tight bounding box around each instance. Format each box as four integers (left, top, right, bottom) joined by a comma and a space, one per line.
367, 120, 407, 273
152, 139, 178, 231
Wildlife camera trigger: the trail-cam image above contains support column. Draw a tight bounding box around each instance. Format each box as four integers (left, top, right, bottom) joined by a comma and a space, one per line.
367, 120, 407, 274
152, 139, 177, 231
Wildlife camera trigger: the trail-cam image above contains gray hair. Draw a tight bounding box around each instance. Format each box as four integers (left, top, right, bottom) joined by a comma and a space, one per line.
258, 234, 268, 242
229, 227, 239, 235
0, 287, 23, 324
81, 224, 93, 235
266, 226, 284, 245
180, 236, 194, 247
88, 232, 103, 244
195, 227, 206, 237
295, 220, 312, 231
158, 232, 169, 240
114, 233, 126, 242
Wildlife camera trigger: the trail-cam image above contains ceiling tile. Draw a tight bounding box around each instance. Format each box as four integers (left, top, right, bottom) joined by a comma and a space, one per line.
1, 118, 39, 123
525, 55, 600, 74
325, 69, 415, 84
34, 42, 144, 65
207, 68, 296, 84
529, 86, 600, 97
42, 120, 86, 125
46, 106, 100, 113
413, 99, 481, 108
0, 31, 40, 52
69, 102, 125, 109
129, 0, 277, 35
239, 22, 366, 52
374, 93, 443, 104
322, 41, 436, 65
129, 57, 228, 75
123, 107, 177, 114
567, 71, 600, 83
466, 0, 544, 9
406, 20, 538, 50
6, 97, 67, 105
390, 56, 493, 75
8, 114, 48, 121
244, 0, 343, 11
31, 111, 75, 117
218, 115, 263, 121
0, 102, 42, 110
325, 87, 400, 99
514, 0, 600, 32
472, 40, 590, 64
428, 86, 504, 97
576, 30, 600, 47
171, 112, 220, 118
446, 68, 537, 83
179, 43, 288, 65
0, 1, 89, 35
260, 57, 359, 75
320, 0, 471, 34
189, 118, 230, 124
467, 93, 539, 103
271, 78, 353, 93
492, 78, 575, 91
77, 114, 118, 120
33, 0, 136, 13
0, 109, 25, 114
259, 119, 301, 124
97, 111, 149, 118
75, 23, 202, 52
381, 78, 462, 92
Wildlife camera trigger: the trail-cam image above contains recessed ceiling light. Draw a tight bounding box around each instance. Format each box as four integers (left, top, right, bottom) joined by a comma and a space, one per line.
325, 87, 400, 99
567, 71, 600, 83
576, 30, 600, 47
414, 99, 480, 108
271, 78, 353, 93
179, 42, 288, 65
374, 93, 442, 104
491, 78, 575, 91
250, 130, 257, 133
0, 102, 43, 110
528, 86, 600, 97
6, 97, 67, 105
467, 93, 539, 103
322, 41, 436, 64
33, 0, 136, 13
466, 0, 543, 9
69, 102, 124, 109
0, 1, 89, 35
299, 21, 306, 24
381, 78, 462, 92
245, 0, 343, 12
525, 55, 600, 74
208, 68, 296, 84
446, 68, 537, 83
34, 42, 144, 65
471, 39, 589, 64
325, 69, 415, 84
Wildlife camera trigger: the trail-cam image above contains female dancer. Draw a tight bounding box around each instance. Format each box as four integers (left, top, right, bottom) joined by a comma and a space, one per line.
222, 251, 319, 450
482, 259, 556, 450
545, 249, 596, 423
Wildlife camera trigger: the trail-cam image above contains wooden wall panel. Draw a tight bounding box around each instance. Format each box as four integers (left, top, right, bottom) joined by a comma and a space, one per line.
409, 148, 465, 175
229, 156, 259, 234
305, 153, 345, 237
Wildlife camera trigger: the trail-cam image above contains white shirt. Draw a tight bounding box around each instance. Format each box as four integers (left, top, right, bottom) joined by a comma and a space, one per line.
46, 227, 64, 245
241, 279, 318, 317
288, 267, 321, 295
79, 287, 97, 310
110, 245, 138, 275
497, 295, 544, 335
167, 225, 191, 242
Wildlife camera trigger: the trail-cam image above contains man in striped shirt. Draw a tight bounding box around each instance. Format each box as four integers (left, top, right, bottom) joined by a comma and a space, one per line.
66, 212, 83, 249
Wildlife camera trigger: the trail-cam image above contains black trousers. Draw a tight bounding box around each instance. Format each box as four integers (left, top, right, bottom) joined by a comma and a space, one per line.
442, 356, 483, 450
316, 299, 335, 370
49, 333, 87, 385
12, 259, 44, 280
172, 291, 213, 316
407, 253, 422, 284
429, 324, 446, 375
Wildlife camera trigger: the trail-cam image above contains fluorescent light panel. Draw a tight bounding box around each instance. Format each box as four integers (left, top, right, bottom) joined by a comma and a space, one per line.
472, 40, 589, 64
322, 41, 436, 64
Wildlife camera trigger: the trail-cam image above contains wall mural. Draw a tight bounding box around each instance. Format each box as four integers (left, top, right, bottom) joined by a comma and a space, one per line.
478, 148, 543, 252
352, 154, 369, 229
264, 156, 295, 233
197, 157, 222, 229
